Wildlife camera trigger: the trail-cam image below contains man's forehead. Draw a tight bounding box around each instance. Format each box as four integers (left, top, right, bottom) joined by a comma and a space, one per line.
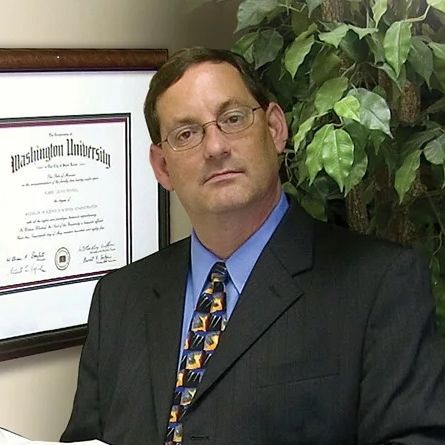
172, 60, 243, 87
163, 62, 251, 99
156, 62, 255, 124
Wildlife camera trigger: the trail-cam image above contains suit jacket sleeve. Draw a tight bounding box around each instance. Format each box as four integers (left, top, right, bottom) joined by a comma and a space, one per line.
61, 279, 103, 442
358, 248, 445, 444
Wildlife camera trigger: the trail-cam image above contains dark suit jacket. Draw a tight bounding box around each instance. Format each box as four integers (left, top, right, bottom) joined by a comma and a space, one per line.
61, 200, 445, 445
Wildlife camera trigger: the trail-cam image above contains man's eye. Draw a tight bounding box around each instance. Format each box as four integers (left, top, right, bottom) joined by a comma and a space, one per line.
220, 111, 245, 126
175, 127, 197, 142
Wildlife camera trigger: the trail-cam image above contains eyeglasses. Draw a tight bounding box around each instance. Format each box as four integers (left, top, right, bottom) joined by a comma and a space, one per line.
159, 105, 263, 152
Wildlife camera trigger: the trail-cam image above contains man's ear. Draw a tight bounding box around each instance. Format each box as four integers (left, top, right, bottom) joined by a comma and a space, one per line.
149, 144, 174, 191
266, 102, 288, 155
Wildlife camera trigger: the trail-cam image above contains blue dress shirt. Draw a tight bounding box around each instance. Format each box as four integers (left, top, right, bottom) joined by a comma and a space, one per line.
178, 192, 289, 359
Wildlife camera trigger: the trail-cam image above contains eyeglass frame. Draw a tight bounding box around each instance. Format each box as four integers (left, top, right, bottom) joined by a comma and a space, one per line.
158, 105, 264, 152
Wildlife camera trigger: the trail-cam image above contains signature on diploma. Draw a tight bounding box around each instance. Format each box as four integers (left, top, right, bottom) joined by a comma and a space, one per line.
10, 263, 47, 275
79, 240, 117, 265
83, 253, 116, 265
7, 251, 47, 275
6, 251, 46, 262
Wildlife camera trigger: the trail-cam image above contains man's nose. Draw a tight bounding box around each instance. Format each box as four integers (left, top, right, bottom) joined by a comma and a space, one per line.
201, 122, 230, 158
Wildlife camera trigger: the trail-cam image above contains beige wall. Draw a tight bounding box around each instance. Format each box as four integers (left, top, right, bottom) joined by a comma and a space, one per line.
0, 0, 239, 440
0, 348, 82, 440
0, 0, 238, 51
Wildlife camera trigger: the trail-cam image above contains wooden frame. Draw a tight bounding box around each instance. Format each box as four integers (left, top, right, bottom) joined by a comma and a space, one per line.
0, 49, 169, 361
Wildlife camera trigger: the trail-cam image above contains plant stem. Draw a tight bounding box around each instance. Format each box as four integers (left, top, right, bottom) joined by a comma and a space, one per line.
424, 190, 445, 199
342, 62, 357, 78
406, 5, 431, 23
278, 2, 304, 14
428, 195, 445, 256
433, 233, 443, 258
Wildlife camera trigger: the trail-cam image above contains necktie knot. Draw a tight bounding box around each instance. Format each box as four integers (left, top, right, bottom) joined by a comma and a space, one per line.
209, 261, 228, 283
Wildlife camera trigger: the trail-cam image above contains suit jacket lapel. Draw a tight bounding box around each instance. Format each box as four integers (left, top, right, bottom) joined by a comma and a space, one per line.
144, 238, 191, 438
193, 200, 315, 405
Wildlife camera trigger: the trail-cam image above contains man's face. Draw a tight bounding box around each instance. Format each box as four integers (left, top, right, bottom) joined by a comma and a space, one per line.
149, 61, 288, 221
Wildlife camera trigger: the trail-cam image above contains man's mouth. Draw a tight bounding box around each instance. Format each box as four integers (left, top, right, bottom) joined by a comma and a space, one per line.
203, 169, 243, 184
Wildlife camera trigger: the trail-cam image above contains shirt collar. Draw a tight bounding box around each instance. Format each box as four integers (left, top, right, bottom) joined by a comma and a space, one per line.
190, 192, 289, 298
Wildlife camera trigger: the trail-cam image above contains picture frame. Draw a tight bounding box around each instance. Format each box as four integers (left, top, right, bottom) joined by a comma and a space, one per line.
0, 49, 169, 361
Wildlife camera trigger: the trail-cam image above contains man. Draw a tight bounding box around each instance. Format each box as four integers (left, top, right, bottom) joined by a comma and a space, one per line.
62, 48, 445, 445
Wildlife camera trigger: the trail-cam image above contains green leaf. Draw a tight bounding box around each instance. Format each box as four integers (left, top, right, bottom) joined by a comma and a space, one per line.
252, 29, 283, 68
282, 181, 299, 197
289, 102, 304, 133
372, 85, 387, 100
349, 88, 392, 136
383, 21, 412, 77
367, 30, 385, 63
315, 77, 349, 113
424, 134, 445, 165
370, 130, 387, 154
319, 24, 349, 48
299, 102, 316, 123
344, 145, 369, 195
232, 32, 258, 64
427, 97, 445, 114
339, 28, 368, 62
429, 42, 445, 60
394, 150, 421, 203
285, 35, 315, 78
311, 48, 341, 85
404, 126, 443, 151
408, 37, 434, 87
293, 115, 317, 151
291, 7, 310, 36
301, 193, 327, 221
334, 96, 361, 121
236, 0, 280, 32
306, 124, 334, 184
307, 0, 325, 16
345, 121, 369, 152
322, 128, 355, 191
433, 59, 445, 93
296, 157, 310, 185
349, 26, 378, 40
372, 0, 388, 26
427, 0, 445, 14
295, 23, 318, 42
296, 157, 310, 184
377, 62, 406, 91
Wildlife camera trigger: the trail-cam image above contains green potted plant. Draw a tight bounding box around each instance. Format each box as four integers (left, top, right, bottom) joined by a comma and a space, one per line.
190, 0, 445, 334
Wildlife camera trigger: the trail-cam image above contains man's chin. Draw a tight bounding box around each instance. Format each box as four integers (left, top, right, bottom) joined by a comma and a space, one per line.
202, 192, 254, 215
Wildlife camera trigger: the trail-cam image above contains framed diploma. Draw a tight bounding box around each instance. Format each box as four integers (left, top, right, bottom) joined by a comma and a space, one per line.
0, 49, 169, 361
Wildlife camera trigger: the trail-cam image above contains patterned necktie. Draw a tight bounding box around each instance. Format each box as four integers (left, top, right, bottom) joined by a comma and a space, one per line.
165, 261, 228, 445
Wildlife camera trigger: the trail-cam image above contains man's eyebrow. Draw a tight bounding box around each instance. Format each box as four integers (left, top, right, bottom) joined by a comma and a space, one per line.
168, 117, 197, 129
166, 98, 248, 130
216, 98, 244, 114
